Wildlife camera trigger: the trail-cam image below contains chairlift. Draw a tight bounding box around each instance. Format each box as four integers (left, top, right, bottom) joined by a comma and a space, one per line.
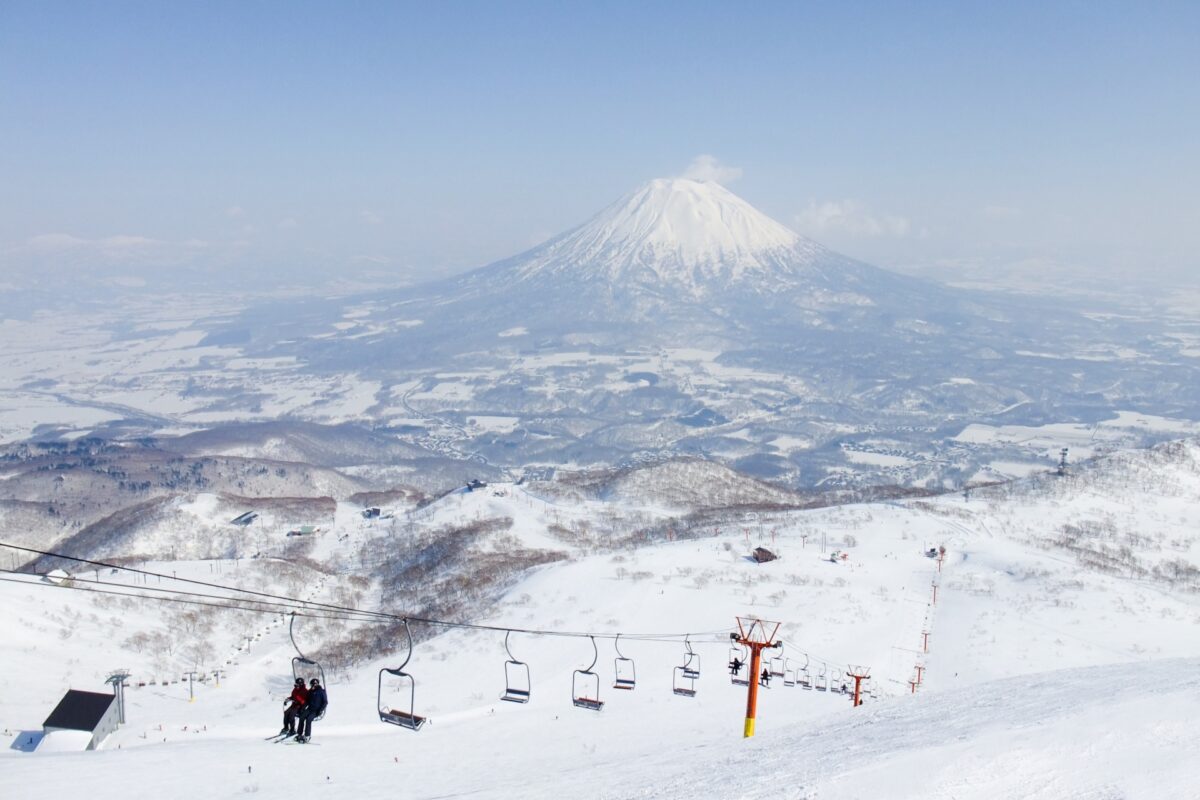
816, 662, 829, 692
572, 636, 603, 711
783, 659, 797, 687
673, 637, 699, 697
768, 645, 786, 678
612, 633, 636, 691
500, 630, 531, 704
378, 619, 426, 730
681, 636, 700, 679
729, 639, 750, 686
800, 666, 813, 690
288, 613, 327, 720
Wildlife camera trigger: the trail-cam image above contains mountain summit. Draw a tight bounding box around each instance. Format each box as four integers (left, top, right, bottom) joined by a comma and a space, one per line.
507, 178, 827, 290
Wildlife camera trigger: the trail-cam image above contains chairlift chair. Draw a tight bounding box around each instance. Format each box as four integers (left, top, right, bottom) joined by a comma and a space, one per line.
790, 653, 810, 691
612, 634, 636, 690
769, 646, 786, 678
500, 630, 531, 704
673, 637, 699, 697
288, 613, 327, 720
572, 636, 603, 711
378, 619, 426, 731
729, 640, 750, 686
681, 637, 700, 679
816, 663, 829, 692
673, 663, 697, 697
783, 659, 797, 687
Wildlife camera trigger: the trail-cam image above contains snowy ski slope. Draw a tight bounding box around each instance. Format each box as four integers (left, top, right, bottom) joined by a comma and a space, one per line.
2, 442, 1199, 798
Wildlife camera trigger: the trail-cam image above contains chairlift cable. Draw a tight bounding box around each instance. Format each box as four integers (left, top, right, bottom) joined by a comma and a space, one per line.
0, 541, 730, 642
0, 575, 365, 622
0, 567, 382, 623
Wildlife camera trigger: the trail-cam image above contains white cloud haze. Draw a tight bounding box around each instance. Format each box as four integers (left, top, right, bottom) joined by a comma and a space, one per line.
680, 154, 743, 185
795, 199, 912, 238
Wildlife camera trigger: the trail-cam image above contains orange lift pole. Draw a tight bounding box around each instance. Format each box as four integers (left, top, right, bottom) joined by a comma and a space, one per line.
847, 665, 871, 707
733, 617, 781, 738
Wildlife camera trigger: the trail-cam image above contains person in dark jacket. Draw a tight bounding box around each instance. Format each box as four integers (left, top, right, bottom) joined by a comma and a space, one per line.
730, 657, 743, 675
281, 678, 309, 736
295, 678, 328, 742
760, 667, 771, 687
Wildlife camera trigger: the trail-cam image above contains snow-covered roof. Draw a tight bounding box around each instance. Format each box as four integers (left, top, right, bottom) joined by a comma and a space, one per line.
43, 568, 71, 584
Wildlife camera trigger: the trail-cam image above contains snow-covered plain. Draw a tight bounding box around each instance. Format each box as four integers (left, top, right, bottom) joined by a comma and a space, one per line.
2, 440, 1199, 798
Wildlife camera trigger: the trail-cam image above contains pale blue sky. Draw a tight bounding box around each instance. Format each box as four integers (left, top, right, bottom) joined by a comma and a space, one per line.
2, 1, 1198, 288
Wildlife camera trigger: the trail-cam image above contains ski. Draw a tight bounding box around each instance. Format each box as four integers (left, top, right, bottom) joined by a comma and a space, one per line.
267, 733, 294, 742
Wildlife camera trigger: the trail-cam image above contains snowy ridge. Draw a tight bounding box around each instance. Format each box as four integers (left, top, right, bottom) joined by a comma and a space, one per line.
509, 178, 831, 291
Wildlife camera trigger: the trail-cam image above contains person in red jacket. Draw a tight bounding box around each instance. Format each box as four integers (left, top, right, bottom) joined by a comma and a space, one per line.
280, 678, 308, 736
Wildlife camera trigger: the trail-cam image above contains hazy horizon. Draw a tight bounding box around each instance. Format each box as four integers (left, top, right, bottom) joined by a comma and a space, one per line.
2, 2, 1198, 299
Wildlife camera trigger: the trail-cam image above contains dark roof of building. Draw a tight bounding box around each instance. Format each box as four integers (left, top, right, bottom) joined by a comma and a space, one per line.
43, 690, 116, 732
752, 547, 778, 563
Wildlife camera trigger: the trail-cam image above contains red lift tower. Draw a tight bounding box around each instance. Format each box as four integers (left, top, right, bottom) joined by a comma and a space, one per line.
731, 617, 782, 738
847, 664, 871, 707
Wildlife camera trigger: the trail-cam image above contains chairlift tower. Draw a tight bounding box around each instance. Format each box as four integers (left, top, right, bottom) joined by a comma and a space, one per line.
186, 670, 199, 703
1057, 447, 1069, 477
731, 617, 782, 738
106, 669, 131, 724
847, 665, 871, 707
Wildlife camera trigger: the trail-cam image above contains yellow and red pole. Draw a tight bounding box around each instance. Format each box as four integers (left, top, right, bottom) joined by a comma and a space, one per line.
743, 644, 764, 738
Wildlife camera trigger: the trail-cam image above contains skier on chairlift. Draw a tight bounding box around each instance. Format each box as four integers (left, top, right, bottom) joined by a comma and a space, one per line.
295, 678, 328, 743
760, 667, 771, 687
730, 656, 743, 675
280, 678, 308, 737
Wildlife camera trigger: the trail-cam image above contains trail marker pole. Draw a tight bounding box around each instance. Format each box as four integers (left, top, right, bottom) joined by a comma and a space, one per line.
732, 617, 782, 738
921, 631, 930, 653
931, 583, 938, 605
915, 664, 924, 686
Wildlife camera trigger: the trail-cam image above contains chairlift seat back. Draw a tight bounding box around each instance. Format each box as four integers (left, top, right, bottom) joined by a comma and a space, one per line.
613, 655, 636, 690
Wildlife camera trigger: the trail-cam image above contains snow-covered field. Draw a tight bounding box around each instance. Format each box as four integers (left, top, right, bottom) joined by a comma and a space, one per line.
2, 440, 1198, 798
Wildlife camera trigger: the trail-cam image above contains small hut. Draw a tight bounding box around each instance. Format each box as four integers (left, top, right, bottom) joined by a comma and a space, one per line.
42, 690, 120, 750
752, 547, 778, 563
230, 511, 259, 526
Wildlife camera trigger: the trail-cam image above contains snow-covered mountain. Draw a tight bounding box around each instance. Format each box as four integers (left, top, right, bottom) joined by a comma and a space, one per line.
503, 178, 837, 293
228, 176, 957, 363
16, 177, 1193, 489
